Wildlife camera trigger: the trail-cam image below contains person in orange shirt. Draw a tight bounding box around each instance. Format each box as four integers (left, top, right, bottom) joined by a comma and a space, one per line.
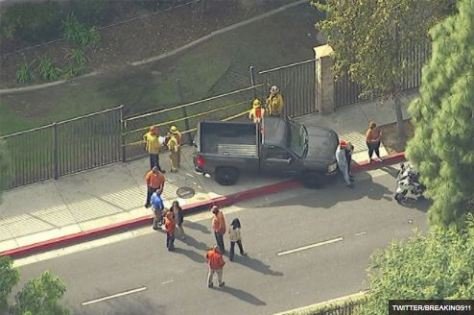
211, 205, 226, 254
144, 166, 165, 208
365, 121, 383, 162
164, 209, 175, 251
206, 245, 225, 288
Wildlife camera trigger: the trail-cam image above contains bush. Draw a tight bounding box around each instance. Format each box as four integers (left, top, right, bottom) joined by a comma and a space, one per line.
62, 48, 87, 78
37, 56, 62, 81
16, 61, 34, 84
63, 13, 101, 48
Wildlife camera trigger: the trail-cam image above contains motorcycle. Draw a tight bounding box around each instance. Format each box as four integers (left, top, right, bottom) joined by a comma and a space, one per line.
394, 162, 426, 204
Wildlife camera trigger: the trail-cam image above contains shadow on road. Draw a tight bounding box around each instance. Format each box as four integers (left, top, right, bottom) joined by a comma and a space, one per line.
234, 255, 283, 276
216, 285, 266, 306
180, 234, 210, 251
173, 247, 206, 263
184, 221, 211, 234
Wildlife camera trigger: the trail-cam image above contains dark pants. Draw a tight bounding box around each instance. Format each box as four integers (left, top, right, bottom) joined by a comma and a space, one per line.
149, 154, 162, 171
214, 232, 225, 253
145, 186, 157, 207
166, 232, 175, 250
230, 240, 244, 261
345, 150, 352, 175
367, 141, 381, 159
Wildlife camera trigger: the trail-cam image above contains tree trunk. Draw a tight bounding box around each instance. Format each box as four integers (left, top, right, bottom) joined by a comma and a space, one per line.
393, 93, 406, 143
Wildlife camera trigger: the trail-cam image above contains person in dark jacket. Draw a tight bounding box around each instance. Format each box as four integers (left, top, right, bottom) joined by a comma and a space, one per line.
171, 200, 185, 239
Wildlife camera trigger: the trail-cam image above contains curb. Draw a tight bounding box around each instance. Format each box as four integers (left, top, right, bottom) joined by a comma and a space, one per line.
1, 152, 405, 259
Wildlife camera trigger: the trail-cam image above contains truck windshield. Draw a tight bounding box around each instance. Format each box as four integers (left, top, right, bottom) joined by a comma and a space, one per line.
288, 120, 307, 157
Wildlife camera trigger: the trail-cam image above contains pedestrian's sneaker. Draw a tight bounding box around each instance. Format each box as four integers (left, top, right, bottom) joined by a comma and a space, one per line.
241, 252, 247, 256
208, 283, 214, 288
145, 204, 151, 209
152, 226, 159, 231
219, 282, 225, 288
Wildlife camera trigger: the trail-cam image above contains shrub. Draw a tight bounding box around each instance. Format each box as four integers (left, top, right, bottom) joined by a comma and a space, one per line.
63, 13, 101, 48
16, 61, 34, 84
37, 56, 62, 81
63, 48, 87, 78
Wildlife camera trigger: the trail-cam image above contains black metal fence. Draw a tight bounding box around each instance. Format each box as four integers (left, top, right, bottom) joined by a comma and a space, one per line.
255, 59, 316, 117
122, 85, 258, 161
0, 106, 123, 189
334, 42, 430, 108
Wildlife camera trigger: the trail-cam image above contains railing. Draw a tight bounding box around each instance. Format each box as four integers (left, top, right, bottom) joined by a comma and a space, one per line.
0, 106, 123, 189
121, 85, 260, 161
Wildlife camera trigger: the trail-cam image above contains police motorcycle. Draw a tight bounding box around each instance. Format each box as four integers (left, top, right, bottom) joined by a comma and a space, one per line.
394, 162, 426, 204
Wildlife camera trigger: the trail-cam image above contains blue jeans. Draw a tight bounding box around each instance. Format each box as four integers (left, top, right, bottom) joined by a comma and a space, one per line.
149, 154, 162, 171
214, 232, 225, 253
166, 233, 175, 250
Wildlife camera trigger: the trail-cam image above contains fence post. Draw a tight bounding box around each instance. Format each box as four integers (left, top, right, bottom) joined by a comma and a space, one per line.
52, 123, 59, 180
249, 66, 257, 98
119, 105, 126, 162
176, 79, 192, 145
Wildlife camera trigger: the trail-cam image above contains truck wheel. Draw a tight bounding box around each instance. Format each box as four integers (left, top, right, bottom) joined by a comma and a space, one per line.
215, 167, 240, 186
301, 171, 325, 189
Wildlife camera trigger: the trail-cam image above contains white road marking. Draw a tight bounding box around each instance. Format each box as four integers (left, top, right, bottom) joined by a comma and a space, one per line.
161, 280, 174, 285
81, 286, 147, 306
277, 237, 344, 256
355, 231, 367, 236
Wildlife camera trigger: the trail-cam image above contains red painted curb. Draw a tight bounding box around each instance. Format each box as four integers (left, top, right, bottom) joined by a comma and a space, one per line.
1, 152, 405, 259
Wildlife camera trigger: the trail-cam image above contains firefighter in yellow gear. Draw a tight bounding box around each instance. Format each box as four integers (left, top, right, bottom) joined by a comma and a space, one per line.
168, 126, 182, 169
248, 98, 265, 123
266, 85, 284, 116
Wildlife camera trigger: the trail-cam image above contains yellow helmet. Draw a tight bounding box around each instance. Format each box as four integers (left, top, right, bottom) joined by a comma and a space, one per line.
252, 98, 261, 108
170, 126, 178, 133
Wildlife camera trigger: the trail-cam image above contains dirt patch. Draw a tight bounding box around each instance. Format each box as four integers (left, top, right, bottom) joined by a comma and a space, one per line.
380, 120, 414, 154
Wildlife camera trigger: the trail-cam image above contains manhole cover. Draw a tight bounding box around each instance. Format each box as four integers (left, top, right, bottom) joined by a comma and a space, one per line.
176, 187, 195, 199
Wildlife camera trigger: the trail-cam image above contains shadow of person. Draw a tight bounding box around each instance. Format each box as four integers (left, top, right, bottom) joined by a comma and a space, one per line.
234, 255, 283, 276
380, 164, 400, 178
398, 196, 431, 212
172, 247, 206, 263
180, 234, 209, 251
183, 221, 211, 234
216, 285, 266, 306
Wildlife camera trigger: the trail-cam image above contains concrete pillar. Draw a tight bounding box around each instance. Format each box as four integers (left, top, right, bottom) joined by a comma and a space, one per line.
314, 44, 335, 113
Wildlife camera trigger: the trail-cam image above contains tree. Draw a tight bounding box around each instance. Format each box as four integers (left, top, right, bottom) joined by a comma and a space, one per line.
406, 0, 474, 227
360, 215, 474, 315
14, 271, 69, 315
0, 257, 19, 313
312, 0, 451, 140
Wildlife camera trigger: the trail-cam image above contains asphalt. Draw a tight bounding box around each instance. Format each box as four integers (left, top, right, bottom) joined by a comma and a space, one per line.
17, 170, 429, 315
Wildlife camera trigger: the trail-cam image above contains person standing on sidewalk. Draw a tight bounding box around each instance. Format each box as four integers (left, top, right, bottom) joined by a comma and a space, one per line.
164, 209, 176, 251
249, 98, 265, 123
167, 132, 180, 173
365, 121, 383, 162
169, 126, 182, 168
143, 126, 165, 173
150, 190, 165, 230
206, 245, 225, 288
211, 206, 226, 254
335, 142, 353, 188
172, 200, 185, 240
343, 141, 355, 182
144, 166, 165, 208
228, 218, 246, 261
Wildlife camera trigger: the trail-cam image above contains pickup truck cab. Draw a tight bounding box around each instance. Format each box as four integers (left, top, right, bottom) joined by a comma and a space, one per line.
193, 117, 339, 188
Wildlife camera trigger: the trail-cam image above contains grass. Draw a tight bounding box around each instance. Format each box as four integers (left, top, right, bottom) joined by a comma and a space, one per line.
0, 4, 321, 136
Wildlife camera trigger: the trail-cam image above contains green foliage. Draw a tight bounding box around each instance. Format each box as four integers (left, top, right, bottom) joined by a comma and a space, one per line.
406, 0, 474, 227
360, 215, 474, 315
63, 13, 101, 48
63, 48, 87, 78
37, 56, 62, 81
16, 61, 34, 84
14, 271, 69, 315
0, 256, 20, 312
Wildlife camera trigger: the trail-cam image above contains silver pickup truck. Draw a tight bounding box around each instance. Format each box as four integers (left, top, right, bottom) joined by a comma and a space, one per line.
193, 117, 339, 188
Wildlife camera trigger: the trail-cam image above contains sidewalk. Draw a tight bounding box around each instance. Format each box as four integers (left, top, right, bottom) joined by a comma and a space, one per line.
0, 94, 415, 256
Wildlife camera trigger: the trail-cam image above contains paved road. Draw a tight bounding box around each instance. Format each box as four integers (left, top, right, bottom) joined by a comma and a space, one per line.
17, 168, 429, 315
